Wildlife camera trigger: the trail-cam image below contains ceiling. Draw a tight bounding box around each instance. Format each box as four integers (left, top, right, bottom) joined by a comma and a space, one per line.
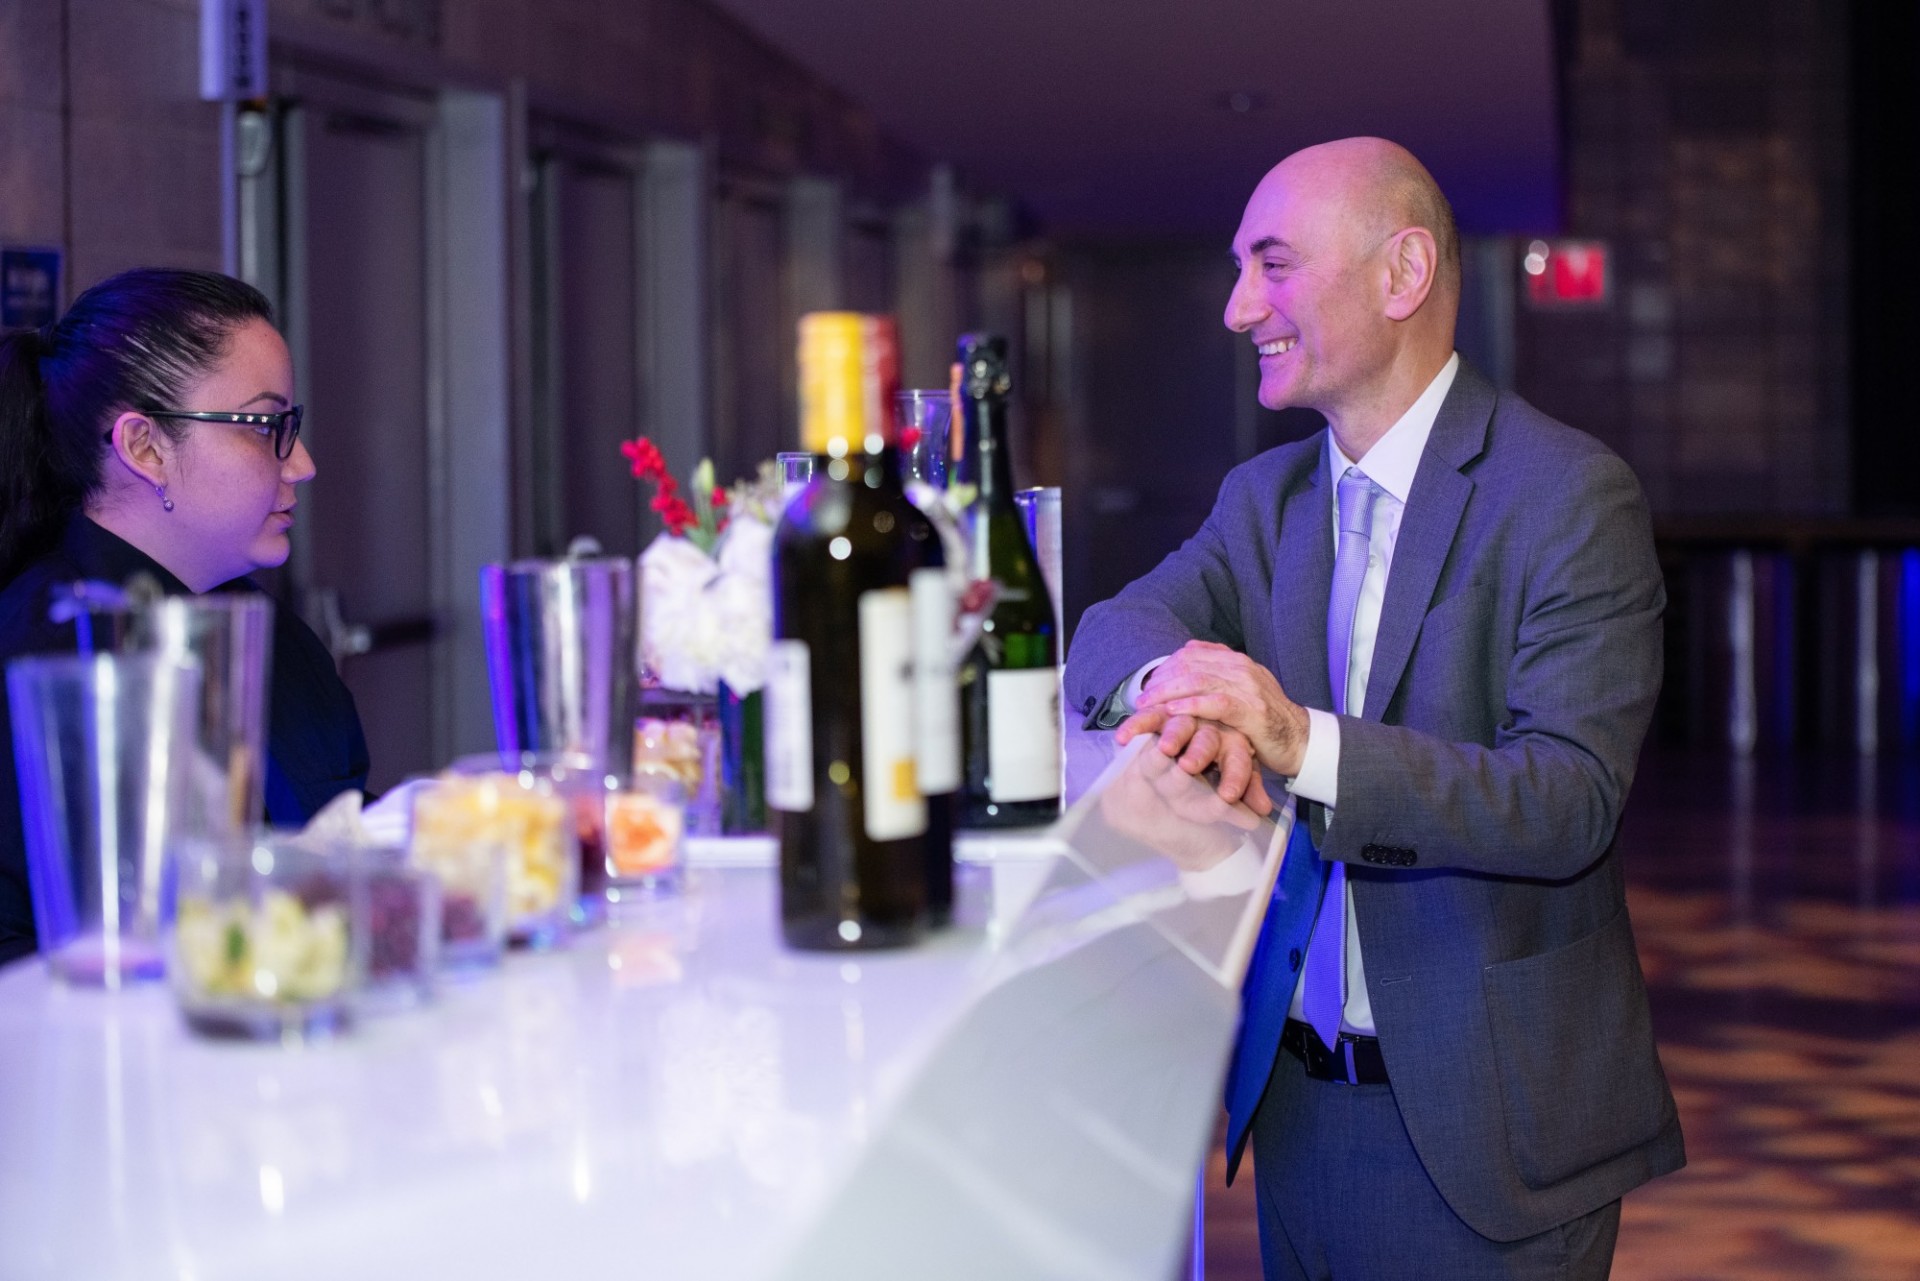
708, 0, 1563, 239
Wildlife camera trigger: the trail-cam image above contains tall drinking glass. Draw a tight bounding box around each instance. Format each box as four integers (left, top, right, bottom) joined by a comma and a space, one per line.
893, 390, 953, 491
137, 596, 272, 836
7, 652, 201, 985
480, 553, 637, 776
1014, 486, 1065, 628
55, 587, 272, 837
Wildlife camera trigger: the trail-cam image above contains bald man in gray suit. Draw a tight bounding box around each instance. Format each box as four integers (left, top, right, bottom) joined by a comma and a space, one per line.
1065, 139, 1684, 1278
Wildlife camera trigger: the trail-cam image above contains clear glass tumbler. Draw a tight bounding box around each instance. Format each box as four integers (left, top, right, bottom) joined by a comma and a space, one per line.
413, 769, 575, 951
604, 773, 687, 898
6, 652, 200, 986
777, 451, 817, 511
169, 833, 367, 1038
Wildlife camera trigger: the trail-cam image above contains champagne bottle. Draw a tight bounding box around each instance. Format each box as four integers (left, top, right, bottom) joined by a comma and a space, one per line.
954, 334, 1061, 828
768, 312, 935, 949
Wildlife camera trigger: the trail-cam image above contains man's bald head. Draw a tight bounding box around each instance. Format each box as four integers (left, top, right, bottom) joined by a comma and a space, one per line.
1225, 138, 1461, 447
1265, 138, 1460, 299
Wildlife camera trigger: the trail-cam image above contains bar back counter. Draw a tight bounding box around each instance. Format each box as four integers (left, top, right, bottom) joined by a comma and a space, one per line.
0, 734, 1287, 1281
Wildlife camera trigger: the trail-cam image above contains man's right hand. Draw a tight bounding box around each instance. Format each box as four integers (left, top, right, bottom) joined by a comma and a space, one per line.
1134, 639, 1312, 778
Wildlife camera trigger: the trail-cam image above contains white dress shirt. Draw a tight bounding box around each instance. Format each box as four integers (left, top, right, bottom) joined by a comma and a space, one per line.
1123, 352, 1460, 1035
1284, 352, 1457, 1033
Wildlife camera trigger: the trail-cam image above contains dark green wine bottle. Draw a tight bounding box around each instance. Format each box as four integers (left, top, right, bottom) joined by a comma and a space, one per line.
769, 312, 931, 950
954, 334, 1061, 828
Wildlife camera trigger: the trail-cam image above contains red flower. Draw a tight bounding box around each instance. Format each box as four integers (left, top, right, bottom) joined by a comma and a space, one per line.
622, 436, 729, 546
649, 486, 698, 534
621, 437, 668, 482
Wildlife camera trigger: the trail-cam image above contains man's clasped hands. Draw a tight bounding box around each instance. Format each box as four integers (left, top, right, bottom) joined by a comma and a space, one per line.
1114, 639, 1313, 820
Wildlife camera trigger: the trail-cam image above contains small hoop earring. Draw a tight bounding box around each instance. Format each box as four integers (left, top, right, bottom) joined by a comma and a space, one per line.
156, 484, 174, 513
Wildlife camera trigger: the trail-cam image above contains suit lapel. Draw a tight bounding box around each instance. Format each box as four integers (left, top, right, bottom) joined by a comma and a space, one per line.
1271, 436, 1336, 713
1361, 365, 1496, 723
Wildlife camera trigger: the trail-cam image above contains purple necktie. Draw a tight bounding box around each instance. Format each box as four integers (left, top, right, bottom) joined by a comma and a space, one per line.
1303, 467, 1377, 1049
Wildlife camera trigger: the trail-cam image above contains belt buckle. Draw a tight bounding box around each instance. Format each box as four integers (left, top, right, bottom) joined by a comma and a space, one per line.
1301, 1026, 1359, 1085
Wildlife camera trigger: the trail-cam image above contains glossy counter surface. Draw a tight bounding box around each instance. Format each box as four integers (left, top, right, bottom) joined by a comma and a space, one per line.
0, 738, 1289, 1280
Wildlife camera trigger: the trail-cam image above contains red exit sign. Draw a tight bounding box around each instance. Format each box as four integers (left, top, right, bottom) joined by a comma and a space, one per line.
1523, 239, 1610, 308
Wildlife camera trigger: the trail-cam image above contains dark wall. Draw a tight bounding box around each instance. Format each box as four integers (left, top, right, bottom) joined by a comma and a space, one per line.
1023, 0, 1869, 653
1850, 1, 1920, 516
1516, 0, 1851, 516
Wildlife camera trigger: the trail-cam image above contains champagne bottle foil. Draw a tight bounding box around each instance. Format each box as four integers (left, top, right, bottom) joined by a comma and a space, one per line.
798, 311, 901, 455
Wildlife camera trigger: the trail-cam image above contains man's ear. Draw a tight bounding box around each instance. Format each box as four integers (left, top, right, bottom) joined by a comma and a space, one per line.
1382, 227, 1439, 321
106, 411, 171, 489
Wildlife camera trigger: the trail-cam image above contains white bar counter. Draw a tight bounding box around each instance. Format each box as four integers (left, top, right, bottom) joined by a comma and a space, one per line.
0, 737, 1288, 1280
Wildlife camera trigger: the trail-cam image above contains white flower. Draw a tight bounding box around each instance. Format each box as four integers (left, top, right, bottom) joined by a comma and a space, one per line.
716, 513, 774, 584
639, 517, 776, 694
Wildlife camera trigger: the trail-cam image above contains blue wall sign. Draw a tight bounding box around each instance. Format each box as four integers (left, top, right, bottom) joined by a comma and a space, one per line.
1, 248, 62, 329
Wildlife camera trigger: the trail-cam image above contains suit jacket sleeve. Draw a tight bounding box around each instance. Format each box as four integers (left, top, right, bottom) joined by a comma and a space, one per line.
1326, 450, 1663, 881
1063, 466, 1257, 723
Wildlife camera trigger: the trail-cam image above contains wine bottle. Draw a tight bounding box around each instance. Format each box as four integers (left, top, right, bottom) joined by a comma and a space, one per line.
954, 334, 1062, 828
768, 312, 935, 949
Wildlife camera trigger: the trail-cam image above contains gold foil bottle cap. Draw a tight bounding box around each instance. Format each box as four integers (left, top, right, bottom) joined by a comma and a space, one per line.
798, 311, 901, 456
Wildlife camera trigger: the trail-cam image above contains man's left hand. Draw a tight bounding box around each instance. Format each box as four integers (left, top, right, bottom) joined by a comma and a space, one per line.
1116, 710, 1274, 815
1133, 639, 1313, 777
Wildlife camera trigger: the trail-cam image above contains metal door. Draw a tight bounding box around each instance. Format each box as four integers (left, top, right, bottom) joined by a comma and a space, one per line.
530, 141, 645, 556
244, 83, 440, 793
710, 177, 790, 482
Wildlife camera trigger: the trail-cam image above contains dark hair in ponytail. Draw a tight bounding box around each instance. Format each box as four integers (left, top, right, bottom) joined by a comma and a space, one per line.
0, 268, 275, 586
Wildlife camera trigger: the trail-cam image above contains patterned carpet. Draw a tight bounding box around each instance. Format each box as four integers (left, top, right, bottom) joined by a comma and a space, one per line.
1195, 749, 1920, 1279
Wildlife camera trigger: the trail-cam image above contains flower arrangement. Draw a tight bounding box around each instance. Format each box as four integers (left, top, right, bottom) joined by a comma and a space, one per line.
626, 437, 783, 694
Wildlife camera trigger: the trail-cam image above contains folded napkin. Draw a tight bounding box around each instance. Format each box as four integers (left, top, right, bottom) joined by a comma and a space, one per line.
293, 778, 433, 850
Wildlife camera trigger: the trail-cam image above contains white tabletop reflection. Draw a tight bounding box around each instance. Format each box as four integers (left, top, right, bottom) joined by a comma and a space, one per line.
0, 731, 1289, 1281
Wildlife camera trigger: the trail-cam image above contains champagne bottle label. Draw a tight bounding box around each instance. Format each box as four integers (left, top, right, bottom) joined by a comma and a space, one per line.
986, 667, 1062, 804
859, 588, 927, 840
909, 568, 960, 794
765, 640, 814, 812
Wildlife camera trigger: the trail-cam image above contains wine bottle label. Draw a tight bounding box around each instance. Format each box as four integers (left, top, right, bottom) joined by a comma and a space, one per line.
859, 588, 927, 840
765, 640, 813, 812
986, 667, 1062, 803
909, 568, 960, 794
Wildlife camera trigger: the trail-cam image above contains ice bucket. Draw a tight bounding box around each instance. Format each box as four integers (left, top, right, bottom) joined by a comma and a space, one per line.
480, 553, 638, 775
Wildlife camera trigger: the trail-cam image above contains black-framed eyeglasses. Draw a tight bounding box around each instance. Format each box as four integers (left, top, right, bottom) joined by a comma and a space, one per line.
108, 406, 305, 460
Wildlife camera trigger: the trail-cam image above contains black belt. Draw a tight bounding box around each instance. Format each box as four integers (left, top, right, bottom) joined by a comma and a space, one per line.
1281, 1018, 1390, 1085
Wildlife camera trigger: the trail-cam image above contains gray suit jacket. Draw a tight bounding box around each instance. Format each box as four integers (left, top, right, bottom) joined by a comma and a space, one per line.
1065, 361, 1684, 1241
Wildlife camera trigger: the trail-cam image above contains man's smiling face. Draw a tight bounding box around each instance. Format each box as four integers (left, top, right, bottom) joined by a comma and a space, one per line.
1223, 153, 1392, 417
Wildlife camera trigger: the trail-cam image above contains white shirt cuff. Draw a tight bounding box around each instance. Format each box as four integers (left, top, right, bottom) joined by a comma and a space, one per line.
1120, 656, 1169, 713
1175, 836, 1266, 899
1287, 708, 1340, 808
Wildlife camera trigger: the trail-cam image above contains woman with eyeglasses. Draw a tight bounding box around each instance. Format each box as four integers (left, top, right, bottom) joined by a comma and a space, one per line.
0, 267, 369, 966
